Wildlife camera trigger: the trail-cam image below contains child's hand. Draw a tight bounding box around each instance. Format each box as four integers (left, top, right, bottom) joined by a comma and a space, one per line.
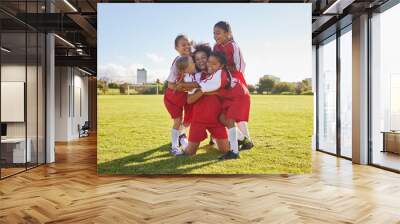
176, 83, 184, 91
176, 82, 188, 92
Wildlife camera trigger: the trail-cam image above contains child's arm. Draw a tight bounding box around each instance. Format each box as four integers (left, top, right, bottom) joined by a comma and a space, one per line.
203, 90, 219, 96
168, 82, 177, 91
168, 81, 187, 92
177, 82, 199, 91
187, 89, 204, 104
167, 82, 176, 90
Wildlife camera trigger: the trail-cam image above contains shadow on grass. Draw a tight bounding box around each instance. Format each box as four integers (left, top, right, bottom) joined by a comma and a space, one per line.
98, 143, 223, 174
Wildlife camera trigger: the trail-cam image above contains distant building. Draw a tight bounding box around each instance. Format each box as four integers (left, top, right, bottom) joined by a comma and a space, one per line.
263, 75, 280, 82
137, 68, 147, 84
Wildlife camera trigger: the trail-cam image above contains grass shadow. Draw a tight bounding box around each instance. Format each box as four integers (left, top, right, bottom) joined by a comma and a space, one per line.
98, 143, 223, 174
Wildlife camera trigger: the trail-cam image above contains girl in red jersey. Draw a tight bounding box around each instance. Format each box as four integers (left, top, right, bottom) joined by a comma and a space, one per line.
170, 52, 229, 156
213, 21, 254, 152
213, 21, 246, 86
164, 35, 193, 153
190, 44, 236, 146
177, 52, 251, 160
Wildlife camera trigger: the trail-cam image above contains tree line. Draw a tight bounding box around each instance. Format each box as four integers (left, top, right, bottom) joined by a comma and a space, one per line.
247, 77, 313, 95
97, 77, 313, 95
97, 78, 164, 95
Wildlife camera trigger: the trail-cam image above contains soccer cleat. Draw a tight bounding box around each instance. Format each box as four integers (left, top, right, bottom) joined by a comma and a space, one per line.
240, 138, 254, 151
170, 147, 184, 156
218, 151, 240, 160
178, 134, 187, 147
238, 139, 245, 148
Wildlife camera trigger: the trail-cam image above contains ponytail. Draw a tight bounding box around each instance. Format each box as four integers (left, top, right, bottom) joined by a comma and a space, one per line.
214, 21, 233, 41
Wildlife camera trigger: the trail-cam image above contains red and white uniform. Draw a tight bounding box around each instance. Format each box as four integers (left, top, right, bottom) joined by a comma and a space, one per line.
188, 71, 227, 142
163, 56, 188, 119
181, 72, 200, 124
183, 72, 201, 94
213, 40, 247, 86
199, 69, 250, 122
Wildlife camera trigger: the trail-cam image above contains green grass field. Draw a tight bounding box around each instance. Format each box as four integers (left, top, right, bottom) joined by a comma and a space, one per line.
97, 95, 313, 174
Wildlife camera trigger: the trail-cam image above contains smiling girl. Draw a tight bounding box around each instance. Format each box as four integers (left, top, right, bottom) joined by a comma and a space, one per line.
213, 21, 247, 86
164, 34, 193, 153
176, 51, 251, 160
170, 51, 230, 157
213, 21, 253, 152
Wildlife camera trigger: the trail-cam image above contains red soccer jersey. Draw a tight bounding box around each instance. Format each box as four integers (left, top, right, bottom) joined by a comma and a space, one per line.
191, 72, 223, 126
218, 70, 250, 122
196, 69, 250, 122
163, 56, 188, 119
196, 69, 248, 99
218, 70, 248, 99
213, 41, 247, 86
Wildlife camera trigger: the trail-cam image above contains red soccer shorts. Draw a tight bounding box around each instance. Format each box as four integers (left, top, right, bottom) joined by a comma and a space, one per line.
188, 123, 228, 142
221, 93, 250, 122
164, 88, 187, 119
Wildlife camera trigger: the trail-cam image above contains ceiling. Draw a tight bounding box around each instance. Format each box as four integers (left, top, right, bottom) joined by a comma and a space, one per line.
310, 0, 391, 43
0, 0, 98, 74
0, 0, 395, 75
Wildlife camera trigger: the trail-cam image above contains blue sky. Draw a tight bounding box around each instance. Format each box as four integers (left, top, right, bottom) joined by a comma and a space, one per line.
98, 3, 312, 85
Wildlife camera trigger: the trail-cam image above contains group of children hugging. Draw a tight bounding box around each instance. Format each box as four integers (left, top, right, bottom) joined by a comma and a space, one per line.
163, 21, 254, 160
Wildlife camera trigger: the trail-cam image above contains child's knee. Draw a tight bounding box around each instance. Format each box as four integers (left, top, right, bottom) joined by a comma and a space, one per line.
184, 147, 196, 156
184, 143, 199, 156
185, 150, 196, 156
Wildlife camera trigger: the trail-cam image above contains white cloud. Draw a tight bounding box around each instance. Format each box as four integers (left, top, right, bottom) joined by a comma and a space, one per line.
98, 63, 144, 83
98, 63, 171, 84
263, 41, 272, 49
147, 68, 170, 83
146, 53, 164, 63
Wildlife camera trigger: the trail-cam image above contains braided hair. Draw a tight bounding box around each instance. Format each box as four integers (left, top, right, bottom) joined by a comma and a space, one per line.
209, 51, 232, 90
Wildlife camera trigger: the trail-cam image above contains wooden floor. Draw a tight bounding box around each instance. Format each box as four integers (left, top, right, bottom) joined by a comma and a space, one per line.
1, 167, 26, 178
1, 135, 400, 223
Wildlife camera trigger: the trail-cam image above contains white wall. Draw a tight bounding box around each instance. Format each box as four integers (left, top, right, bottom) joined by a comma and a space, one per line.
55, 67, 89, 141
312, 45, 317, 150
1, 63, 46, 164
1, 65, 40, 137
75, 73, 89, 121
55, 66, 70, 141
71, 72, 89, 138
1, 65, 26, 140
